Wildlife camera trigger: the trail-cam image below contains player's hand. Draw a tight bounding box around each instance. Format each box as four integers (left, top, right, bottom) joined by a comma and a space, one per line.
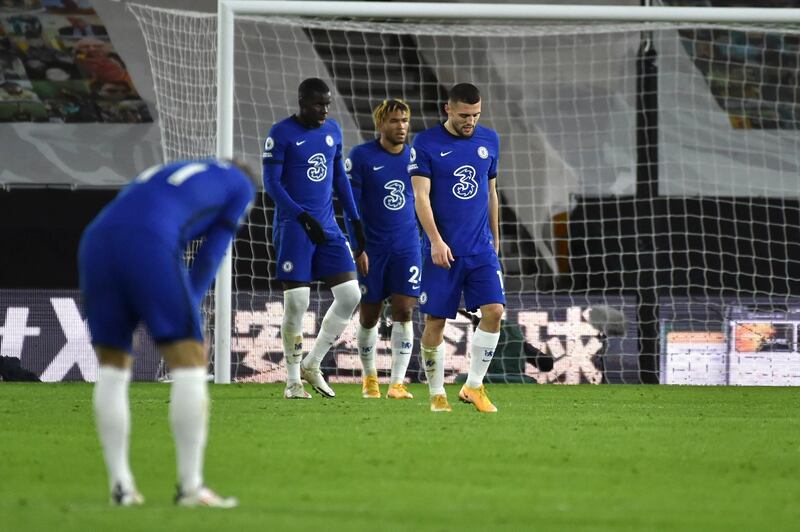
297, 211, 327, 244
356, 250, 369, 276
431, 238, 454, 269
350, 219, 367, 257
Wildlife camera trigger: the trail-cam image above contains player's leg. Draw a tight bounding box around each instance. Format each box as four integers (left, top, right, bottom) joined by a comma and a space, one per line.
386, 294, 416, 399
458, 254, 506, 413
135, 242, 235, 507
356, 249, 389, 399
93, 347, 143, 506
357, 300, 382, 398
385, 249, 421, 399
300, 235, 360, 398
419, 257, 464, 412
274, 222, 314, 399
79, 230, 143, 506
420, 316, 449, 411
160, 341, 236, 508
282, 282, 312, 399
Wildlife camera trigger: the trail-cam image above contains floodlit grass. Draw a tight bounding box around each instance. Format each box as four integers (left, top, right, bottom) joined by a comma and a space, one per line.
1, 383, 798, 531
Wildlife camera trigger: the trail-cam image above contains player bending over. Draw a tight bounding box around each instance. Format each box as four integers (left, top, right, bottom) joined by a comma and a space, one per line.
410, 83, 505, 413
79, 158, 257, 507
262, 77, 365, 399
345, 99, 420, 399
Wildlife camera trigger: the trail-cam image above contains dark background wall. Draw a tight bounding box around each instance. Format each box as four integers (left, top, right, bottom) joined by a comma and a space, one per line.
0, 189, 116, 288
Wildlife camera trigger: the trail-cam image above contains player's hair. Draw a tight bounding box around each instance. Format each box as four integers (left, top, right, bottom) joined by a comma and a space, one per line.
223, 158, 259, 188
298, 77, 330, 100
447, 83, 481, 105
372, 98, 411, 130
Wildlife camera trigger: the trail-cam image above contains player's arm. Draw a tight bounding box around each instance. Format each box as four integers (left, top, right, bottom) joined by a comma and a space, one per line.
189, 179, 255, 302
489, 177, 499, 255
261, 133, 303, 219
412, 175, 454, 269
261, 131, 327, 244
343, 152, 369, 274
333, 144, 365, 256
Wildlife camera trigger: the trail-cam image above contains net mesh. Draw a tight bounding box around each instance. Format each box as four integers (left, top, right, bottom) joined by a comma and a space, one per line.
130, 4, 800, 385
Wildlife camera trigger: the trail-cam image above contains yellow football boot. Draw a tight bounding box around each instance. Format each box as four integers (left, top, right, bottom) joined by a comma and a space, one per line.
361, 375, 381, 399
430, 394, 452, 412
386, 383, 414, 399
458, 384, 497, 413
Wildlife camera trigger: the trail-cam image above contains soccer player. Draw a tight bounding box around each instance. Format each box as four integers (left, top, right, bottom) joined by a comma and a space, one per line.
345, 99, 419, 399
79, 158, 257, 507
262, 77, 365, 399
409, 83, 505, 413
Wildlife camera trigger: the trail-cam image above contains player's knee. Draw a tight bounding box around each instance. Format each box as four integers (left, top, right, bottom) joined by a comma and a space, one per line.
95, 346, 133, 369
424, 315, 446, 335
331, 279, 361, 313
392, 308, 413, 323
358, 302, 382, 328
160, 339, 206, 368
283, 286, 310, 328
479, 304, 504, 331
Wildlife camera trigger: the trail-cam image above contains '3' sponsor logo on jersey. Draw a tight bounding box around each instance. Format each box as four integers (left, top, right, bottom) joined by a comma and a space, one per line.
383, 179, 406, 210
451, 165, 478, 200
306, 153, 327, 182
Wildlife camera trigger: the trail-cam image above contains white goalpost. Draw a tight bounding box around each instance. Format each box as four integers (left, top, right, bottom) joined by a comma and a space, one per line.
131, 1, 800, 386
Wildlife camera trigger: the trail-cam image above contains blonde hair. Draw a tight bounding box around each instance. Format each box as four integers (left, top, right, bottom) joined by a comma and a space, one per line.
372, 98, 411, 130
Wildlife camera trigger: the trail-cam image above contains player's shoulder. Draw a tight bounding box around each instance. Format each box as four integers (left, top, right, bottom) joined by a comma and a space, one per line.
474, 125, 500, 146
268, 116, 297, 137
350, 139, 378, 158
411, 124, 442, 147
322, 118, 343, 135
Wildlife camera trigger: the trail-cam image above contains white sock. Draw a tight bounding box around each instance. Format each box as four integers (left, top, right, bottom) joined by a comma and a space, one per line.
466, 328, 501, 389
390, 321, 413, 385
303, 280, 360, 369
421, 342, 445, 396
282, 330, 303, 383
282, 286, 310, 384
169, 367, 208, 493
357, 324, 378, 377
94, 365, 135, 493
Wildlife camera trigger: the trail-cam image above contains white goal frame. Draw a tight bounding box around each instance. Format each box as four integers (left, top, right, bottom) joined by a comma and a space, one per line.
213, 1, 800, 383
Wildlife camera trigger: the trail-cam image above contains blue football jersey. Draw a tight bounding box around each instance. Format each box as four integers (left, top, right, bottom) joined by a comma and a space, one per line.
262, 116, 346, 234
409, 124, 500, 256
347, 140, 418, 253
89, 159, 255, 248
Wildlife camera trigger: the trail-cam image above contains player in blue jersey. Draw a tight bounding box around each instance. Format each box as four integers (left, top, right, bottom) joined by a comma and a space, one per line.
262, 78, 365, 399
345, 99, 419, 400
410, 83, 505, 413
79, 158, 257, 507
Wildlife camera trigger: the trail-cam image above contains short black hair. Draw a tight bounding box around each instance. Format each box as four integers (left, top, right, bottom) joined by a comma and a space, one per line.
298, 77, 330, 100
447, 83, 480, 105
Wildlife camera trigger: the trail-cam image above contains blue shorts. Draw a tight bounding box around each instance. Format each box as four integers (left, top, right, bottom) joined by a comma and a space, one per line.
78, 227, 203, 352
358, 247, 421, 304
419, 252, 506, 319
273, 221, 355, 282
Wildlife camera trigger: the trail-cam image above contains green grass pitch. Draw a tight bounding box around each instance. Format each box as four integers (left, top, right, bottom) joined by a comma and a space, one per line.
1, 383, 798, 531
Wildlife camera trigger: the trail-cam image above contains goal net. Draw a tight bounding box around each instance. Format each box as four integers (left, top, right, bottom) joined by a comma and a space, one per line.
129, 2, 800, 386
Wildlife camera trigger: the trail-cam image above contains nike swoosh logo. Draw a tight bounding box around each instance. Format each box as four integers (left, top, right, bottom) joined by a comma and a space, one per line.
372, 166, 384, 171
295, 140, 306, 146
440, 150, 453, 157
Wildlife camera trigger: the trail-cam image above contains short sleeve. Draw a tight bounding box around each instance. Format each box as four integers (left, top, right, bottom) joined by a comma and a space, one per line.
488, 130, 500, 179
262, 124, 287, 165
408, 140, 431, 178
